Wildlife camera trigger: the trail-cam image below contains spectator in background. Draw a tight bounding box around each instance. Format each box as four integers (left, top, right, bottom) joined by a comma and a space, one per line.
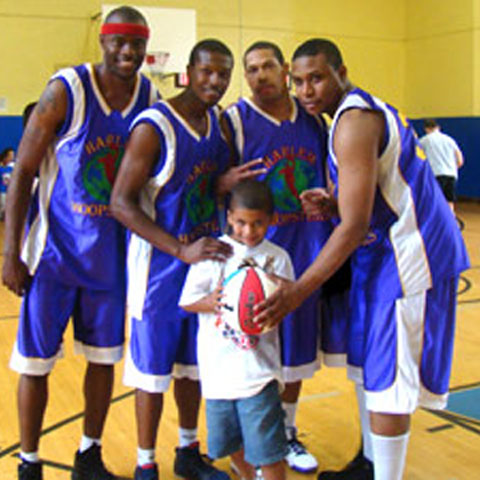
420, 119, 464, 212
0, 147, 15, 220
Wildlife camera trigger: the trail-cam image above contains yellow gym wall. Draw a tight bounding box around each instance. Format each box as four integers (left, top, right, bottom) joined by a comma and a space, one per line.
0, 0, 477, 117
405, 0, 476, 117
474, 0, 480, 115
1, 0, 404, 115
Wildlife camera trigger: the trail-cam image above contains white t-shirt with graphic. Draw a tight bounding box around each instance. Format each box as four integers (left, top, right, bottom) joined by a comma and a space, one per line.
179, 234, 295, 400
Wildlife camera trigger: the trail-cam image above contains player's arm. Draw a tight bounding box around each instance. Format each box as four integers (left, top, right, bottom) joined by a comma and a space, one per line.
256, 109, 383, 326
2, 80, 67, 295
110, 123, 232, 264
215, 113, 267, 196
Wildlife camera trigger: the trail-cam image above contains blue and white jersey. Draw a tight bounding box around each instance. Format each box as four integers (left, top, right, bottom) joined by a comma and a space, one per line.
21, 63, 158, 290
224, 96, 331, 274
127, 101, 230, 321
328, 88, 469, 300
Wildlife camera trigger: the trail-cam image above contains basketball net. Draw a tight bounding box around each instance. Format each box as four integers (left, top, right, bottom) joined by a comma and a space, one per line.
145, 51, 171, 79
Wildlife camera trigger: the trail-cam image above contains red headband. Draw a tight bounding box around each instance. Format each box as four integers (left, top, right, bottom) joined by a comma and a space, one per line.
101, 23, 150, 39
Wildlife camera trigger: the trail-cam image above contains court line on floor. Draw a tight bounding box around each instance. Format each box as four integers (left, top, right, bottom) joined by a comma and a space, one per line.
0, 314, 20, 321
299, 391, 342, 401
423, 380, 480, 436
11, 453, 133, 479
0, 390, 134, 459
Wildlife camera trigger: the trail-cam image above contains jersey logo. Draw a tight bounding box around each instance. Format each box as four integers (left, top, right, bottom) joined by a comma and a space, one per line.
83, 144, 124, 204
185, 173, 215, 224
266, 158, 317, 213
416, 144, 427, 161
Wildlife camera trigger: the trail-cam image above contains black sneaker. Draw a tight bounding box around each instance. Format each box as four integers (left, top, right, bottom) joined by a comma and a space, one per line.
174, 442, 231, 480
18, 461, 43, 480
317, 449, 373, 480
72, 444, 116, 480
134, 463, 159, 480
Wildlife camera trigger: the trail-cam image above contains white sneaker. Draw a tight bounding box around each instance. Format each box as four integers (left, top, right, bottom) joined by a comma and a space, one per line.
285, 434, 318, 473
230, 460, 264, 480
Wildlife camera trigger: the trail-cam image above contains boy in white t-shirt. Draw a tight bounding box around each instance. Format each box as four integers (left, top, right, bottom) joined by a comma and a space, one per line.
179, 180, 295, 480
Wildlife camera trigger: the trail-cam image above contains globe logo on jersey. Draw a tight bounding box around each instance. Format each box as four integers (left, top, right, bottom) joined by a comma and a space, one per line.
83, 145, 124, 204
185, 173, 215, 224
266, 158, 316, 212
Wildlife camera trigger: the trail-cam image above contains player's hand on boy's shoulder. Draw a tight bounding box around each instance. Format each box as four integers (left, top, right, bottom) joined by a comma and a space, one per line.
178, 237, 233, 264
216, 158, 268, 196
2, 253, 31, 296
300, 187, 337, 220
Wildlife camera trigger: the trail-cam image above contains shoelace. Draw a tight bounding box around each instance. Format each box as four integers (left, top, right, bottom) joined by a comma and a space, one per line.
288, 437, 308, 455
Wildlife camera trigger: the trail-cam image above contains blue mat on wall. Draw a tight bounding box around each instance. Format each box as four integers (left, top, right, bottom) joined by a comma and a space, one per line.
2, 115, 479, 198
0, 116, 23, 154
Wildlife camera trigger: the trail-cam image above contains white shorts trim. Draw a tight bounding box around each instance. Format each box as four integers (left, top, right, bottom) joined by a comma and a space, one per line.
172, 364, 200, 381
322, 352, 347, 368
123, 347, 172, 393
123, 349, 200, 393
73, 340, 123, 365
364, 292, 449, 414
282, 357, 321, 382
10, 341, 64, 375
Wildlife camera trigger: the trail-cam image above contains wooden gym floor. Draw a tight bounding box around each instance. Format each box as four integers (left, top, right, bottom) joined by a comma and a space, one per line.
0, 202, 479, 479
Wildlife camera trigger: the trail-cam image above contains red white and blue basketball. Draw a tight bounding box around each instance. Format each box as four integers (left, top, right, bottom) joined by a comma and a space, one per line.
221, 265, 277, 335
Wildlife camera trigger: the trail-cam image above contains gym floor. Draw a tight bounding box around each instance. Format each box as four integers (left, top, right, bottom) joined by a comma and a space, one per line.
0, 202, 479, 479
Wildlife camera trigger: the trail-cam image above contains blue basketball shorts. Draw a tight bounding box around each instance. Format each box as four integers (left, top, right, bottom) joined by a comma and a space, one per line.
10, 273, 126, 375
206, 381, 287, 466
123, 312, 199, 393
280, 291, 321, 382
319, 289, 350, 367
348, 276, 459, 413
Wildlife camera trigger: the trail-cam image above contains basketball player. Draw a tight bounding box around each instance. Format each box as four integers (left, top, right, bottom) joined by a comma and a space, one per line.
2, 6, 158, 480
110, 40, 234, 480
220, 41, 349, 474
256, 38, 469, 480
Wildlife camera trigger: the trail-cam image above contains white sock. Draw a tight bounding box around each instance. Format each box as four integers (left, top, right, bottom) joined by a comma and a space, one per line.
370, 431, 410, 480
137, 447, 156, 467
178, 427, 198, 448
282, 402, 298, 439
79, 435, 100, 453
355, 383, 373, 461
20, 451, 40, 463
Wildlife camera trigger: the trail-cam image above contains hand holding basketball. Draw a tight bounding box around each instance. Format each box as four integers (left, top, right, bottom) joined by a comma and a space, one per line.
221, 264, 279, 335
203, 280, 225, 314
254, 280, 305, 330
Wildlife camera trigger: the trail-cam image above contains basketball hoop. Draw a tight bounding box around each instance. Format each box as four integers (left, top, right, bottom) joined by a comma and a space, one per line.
145, 51, 170, 79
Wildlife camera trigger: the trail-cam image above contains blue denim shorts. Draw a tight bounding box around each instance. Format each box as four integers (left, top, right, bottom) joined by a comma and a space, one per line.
206, 381, 287, 466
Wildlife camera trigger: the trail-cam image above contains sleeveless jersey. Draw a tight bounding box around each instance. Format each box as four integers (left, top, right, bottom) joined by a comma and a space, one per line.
328, 88, 469, 300
21, 63, 158, 290
127, 101, 230, 321
224, 96, 331, 274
